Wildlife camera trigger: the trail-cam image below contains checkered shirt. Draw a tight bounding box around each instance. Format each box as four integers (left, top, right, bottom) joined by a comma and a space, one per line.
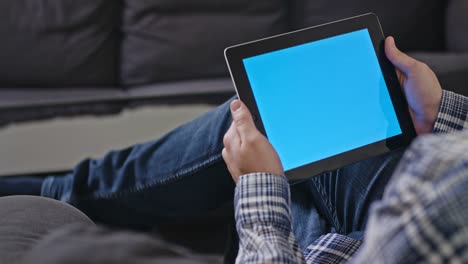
234, 90, 468, 264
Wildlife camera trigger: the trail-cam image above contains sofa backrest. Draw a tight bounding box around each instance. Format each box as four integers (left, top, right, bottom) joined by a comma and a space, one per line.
0, 0, 460, 89
0, 0, 120, 87
446, 0, 468, 52
289, 0, 447, 52
120, 0, 289, 86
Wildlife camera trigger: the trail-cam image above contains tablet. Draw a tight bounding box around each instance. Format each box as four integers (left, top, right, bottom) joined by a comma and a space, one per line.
224, 13, 416, 182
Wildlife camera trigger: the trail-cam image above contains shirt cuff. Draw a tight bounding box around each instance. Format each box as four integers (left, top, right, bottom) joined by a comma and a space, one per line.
433, 90, 468, 133
235, 173, 291, 228
304, 233, 362, 263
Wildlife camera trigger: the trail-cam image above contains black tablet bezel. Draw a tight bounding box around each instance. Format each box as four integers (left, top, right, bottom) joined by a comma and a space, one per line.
224, 13, 416, 182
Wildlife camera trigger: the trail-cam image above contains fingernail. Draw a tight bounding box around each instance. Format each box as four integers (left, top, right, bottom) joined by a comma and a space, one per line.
231, 100, 242, 112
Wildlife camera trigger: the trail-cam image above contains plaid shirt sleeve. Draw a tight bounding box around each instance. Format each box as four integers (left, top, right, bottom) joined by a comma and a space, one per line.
235, 173, 306, 264
348, 91, 468, 263
433, 90, 468, 133
349, 130, 468, 263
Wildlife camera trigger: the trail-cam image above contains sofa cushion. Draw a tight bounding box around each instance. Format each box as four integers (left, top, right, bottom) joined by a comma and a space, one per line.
128, 78, 234, 99
0, 87, 126, 126
0, 79, 234, 126
289, 0, 445, 52
120, 0, 288, 86
0, 0, 120, 87
446, 0, 468, 52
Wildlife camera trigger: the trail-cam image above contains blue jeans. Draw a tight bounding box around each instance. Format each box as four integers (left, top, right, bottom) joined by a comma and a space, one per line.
41, 97, 404, 249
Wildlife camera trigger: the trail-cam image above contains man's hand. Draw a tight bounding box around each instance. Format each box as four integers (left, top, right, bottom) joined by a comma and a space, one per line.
222, 100, 284, 183
385, 36, 443, 135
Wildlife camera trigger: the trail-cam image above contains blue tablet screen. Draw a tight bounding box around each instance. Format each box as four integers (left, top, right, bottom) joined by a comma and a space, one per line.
242, 29, 402, 171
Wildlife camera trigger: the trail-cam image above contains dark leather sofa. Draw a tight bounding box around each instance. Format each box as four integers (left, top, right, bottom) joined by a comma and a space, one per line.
1, 0, 468, 262
1, 0, 467, 126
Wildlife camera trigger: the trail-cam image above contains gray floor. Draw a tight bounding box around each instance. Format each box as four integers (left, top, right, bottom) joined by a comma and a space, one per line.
0, 105, 214, 176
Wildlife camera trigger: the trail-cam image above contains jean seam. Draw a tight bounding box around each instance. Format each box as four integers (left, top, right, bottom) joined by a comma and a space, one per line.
80, 153, 224, 201
312, 174, 341, 233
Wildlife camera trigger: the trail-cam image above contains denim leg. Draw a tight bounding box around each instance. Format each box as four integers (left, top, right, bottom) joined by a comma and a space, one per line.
308, 148, 406, 236
290, 182, 329, 250
41, 97, 237, 229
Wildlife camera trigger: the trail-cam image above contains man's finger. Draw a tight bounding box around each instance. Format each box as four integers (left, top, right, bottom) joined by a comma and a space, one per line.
223, 122, 238, 149
230, 100, 257, 142
222, 147, 240, 182
222, 148, 230, 163
385, 36, 418, 74
222, 148, 234, 171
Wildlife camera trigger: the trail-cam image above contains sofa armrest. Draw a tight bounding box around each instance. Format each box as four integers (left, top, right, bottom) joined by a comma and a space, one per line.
446, 0, 468, 52
21, 224, 223, 264
409, 52, 468, 96
0, 196, 93, 263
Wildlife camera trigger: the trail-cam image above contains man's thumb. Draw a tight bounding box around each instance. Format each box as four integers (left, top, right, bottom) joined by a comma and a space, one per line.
230, 100, 256, 139
385, 36, 417, 74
